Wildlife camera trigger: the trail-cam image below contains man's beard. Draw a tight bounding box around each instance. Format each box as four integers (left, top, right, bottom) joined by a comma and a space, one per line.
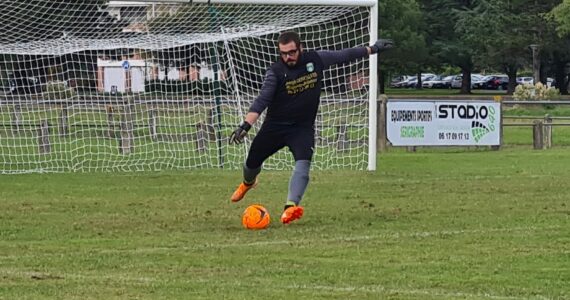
286, 60, 297, 67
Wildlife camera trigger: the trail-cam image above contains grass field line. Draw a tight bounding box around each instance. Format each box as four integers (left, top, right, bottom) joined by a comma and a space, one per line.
234, 224, 562, 248
0, 268, 549, 300
384, 173, 560, 182
286, 283, 546, 300
142, 224, 561, 249
0, 268, 157, 283
0, 224, 561, 259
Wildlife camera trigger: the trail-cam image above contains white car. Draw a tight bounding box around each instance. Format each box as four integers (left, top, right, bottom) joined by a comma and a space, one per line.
451, 74, 484, 89
422, 76, 447, 88
517, 77, 534, 86
472, 75, 493, 89
390, 76, 415, 88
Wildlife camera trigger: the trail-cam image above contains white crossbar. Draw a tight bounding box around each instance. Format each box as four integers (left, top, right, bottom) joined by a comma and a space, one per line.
111, 0, 378, 7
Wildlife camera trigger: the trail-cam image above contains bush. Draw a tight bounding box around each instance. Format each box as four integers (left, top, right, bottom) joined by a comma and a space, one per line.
513, 82, 560, 101
45, 80, 76, 99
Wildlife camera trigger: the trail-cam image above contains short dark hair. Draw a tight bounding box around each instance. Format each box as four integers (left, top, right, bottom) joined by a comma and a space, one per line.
278, 31, 301, 48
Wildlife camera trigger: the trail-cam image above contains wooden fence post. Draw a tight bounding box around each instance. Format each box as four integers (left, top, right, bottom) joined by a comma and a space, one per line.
119, 97, 135, 154
195, 123, 209, 154
205, 108, 217, 141
315, 115, 323, 146
12, 105, 22, 136
107, 105, 115, 139
543, 114, 552, 149
38, 119, 51, 154
148, 104, 158, 142
58, 105, 69, 137
378, 95, 388, 152
336, 124, 349, 151
533, 120, 544, 150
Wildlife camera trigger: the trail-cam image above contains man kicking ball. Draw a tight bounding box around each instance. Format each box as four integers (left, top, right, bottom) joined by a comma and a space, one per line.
229, 31, 393, 224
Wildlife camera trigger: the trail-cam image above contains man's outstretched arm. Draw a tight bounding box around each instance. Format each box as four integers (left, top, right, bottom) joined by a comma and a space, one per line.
318, 39, 394, 68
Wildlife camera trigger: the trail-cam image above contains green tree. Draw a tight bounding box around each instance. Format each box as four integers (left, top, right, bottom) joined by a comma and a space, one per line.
420, 0, 478, 94
545, 0, 570, 94
379, 0, 431, 92
0, 1, 127, 43
538, 0, 570, 94
454, 0, 533, 94
550, 0, 570, 36
425, 0, 568, 95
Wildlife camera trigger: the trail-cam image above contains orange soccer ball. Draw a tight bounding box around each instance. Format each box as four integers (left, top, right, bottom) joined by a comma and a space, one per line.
242, 204, 270, 230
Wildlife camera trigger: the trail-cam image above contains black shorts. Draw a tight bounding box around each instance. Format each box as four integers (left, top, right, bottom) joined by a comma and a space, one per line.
245, 123, 314, 169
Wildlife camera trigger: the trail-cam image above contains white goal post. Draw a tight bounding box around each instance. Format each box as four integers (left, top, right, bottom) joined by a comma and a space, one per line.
0, 0, 378, 173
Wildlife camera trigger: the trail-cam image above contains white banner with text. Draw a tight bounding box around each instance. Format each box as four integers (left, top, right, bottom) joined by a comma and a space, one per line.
387, 100, 501, 146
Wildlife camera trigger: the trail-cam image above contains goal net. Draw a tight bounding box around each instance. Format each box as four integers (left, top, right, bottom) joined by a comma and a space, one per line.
0, 0, 377, 173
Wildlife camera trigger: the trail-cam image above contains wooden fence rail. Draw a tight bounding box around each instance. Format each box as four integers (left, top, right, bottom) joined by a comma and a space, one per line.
1, 102, 361, 155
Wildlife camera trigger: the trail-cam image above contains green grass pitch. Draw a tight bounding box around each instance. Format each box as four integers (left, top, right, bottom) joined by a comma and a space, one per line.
0, 148, 568, 299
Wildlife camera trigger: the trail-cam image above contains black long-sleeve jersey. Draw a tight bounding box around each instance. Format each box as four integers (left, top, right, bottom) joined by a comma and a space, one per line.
248, 47, 369, 126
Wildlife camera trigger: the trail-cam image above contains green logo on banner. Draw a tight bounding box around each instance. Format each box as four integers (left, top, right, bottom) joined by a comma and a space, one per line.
471, 121, 490, 142
471, 105, 497, 142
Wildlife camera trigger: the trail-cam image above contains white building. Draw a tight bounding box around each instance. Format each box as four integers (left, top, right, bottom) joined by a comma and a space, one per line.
97, 58, 149, 93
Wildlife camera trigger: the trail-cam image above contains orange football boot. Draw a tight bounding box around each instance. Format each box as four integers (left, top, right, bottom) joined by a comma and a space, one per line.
280, 206, 304, 224
230, 179, 257, 202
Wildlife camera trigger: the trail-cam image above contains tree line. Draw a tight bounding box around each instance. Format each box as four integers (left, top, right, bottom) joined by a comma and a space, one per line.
378, 0, 570, 95
1, 0, 569, 96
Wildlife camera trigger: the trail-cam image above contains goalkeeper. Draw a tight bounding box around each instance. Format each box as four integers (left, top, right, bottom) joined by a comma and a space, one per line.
229, 31, 393, 224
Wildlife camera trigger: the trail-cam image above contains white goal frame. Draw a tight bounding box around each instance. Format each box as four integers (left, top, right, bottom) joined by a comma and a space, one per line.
121, 0, 379, 171
1, 0, 379, 173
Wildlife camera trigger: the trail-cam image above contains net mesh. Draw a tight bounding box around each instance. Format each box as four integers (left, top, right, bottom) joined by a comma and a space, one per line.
0, 0, 371, 173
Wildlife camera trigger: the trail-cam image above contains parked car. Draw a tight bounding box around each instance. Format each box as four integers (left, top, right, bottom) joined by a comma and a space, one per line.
390, 75, 411, 85
404, 74, 437, 88
390, 76, 415, 88
516, 77, 533, 86
8, 76, 42, 94
471, 75, 489, 89
438, 75, 455, 89
422, 75, 444, 88
422, 75, 454, 89
451, 74, 483, 89
482, 75, 509, 90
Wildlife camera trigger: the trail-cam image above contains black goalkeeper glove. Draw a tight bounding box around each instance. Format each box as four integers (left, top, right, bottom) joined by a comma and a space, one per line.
229, 121, 252, 144
370, 39, 394, 54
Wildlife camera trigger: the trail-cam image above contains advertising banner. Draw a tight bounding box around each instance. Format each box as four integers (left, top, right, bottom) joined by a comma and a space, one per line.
387, 100, 501, 146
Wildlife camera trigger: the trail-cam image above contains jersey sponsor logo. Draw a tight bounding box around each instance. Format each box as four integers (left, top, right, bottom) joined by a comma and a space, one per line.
285, 72, 318, 95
